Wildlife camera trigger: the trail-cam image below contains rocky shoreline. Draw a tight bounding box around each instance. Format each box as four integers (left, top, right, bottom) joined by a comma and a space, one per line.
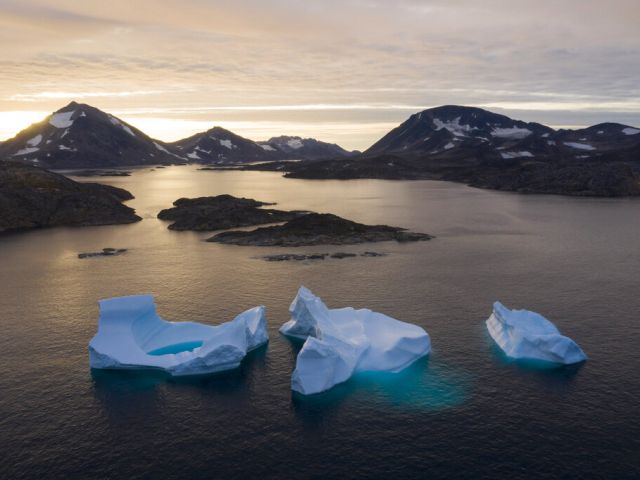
260, 251, 387, 261
78, 248, 128, 258
157, 194, 307, 231
156, 195, 432, 247
0, 162, 141, 233
68, 170, 132, 177
208, 212, 432, 246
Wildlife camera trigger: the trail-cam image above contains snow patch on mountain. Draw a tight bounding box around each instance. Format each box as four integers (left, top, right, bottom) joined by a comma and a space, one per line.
219, 139, 235, 149
564, 142, 595, 151
622, 127, 640, 135
491, 126, 532, 139
109, 116, 135, 137
49, 111, 75, 129
13, 147, 39, 156
287, 138, 304, 149
154, 142, 170, 153
260, 144, 276, 151
433, 117, 477, 137
26, 134, 43, 147
501, 151, 534, 159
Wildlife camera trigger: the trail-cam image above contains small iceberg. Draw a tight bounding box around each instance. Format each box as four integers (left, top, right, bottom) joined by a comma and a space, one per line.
281, 287, 431, 395
486, 301, 586, 365
89, 295, 268, 376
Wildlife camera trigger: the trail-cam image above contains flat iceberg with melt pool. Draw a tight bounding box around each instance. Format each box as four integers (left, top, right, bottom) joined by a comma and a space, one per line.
281, 287, 431, 395
89, 294, 268, 376
486, 301, 586, 365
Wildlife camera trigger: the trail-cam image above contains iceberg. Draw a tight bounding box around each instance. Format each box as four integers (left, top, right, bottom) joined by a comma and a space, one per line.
486, 301, 586, 365
89, 295, 268, 376
281, 287, 431, 395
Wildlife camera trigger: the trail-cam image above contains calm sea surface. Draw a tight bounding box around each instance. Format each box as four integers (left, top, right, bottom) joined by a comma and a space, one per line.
1, 166, 639, 479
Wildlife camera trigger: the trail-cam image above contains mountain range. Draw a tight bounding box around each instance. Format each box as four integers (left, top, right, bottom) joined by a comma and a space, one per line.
277, 105, 640, 196
1, 102, 639, 196
364, 105, 639, 160
0, 102, 356, 168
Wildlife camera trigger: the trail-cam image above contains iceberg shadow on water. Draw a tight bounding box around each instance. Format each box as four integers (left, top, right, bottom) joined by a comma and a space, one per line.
290, 355, 470, 422
91, 343, 270, 422
486, 339, 586, 394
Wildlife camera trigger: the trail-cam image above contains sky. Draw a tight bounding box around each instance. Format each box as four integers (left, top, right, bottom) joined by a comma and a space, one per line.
0, 0, 639, 150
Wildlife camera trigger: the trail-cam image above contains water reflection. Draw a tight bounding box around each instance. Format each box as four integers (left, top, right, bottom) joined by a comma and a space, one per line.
291, 355, 470, 423
91, 344, 269, 421
486, 334, 585, 389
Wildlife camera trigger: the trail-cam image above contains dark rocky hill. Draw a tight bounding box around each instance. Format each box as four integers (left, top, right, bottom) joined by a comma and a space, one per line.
0, 102, 182, 169
0, 161, 141, 233
258, 136, 355, 160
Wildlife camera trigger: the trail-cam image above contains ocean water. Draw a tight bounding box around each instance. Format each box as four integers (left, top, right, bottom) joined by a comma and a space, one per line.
1, 165, 639, 479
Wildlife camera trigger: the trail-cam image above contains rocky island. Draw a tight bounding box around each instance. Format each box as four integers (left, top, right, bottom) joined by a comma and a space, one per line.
208, 212, 432, 246
261, 251, 386, 261
0, 162, 141, 233
157, 194, 307, 231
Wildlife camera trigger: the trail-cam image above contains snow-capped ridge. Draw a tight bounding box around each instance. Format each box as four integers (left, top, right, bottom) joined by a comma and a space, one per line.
0, 101, 183, 168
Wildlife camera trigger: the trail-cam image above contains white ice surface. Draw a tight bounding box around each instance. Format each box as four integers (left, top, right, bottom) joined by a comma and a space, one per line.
89, 295, 268, 376
281, 287, 431, 395
49, 111, 75, 128
486, 301, 586, 365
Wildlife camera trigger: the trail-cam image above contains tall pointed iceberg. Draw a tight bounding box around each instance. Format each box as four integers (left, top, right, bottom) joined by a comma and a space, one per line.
89, 294, 268, 376
486, 301, 586, 365
281, 287, 431, 395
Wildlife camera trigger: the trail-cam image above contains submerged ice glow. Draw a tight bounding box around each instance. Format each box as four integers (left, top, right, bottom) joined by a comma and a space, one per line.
281, 287, 431, 395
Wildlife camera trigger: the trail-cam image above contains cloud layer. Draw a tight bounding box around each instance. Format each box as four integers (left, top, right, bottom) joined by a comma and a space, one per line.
1, 0, 639, 148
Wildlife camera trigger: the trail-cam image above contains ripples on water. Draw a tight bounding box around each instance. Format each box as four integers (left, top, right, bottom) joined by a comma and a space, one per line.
0, 166, 639, 479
